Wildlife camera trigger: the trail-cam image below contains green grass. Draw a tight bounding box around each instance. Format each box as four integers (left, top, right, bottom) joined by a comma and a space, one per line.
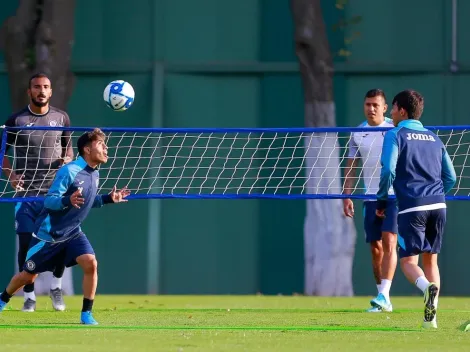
1, 295, 470, 351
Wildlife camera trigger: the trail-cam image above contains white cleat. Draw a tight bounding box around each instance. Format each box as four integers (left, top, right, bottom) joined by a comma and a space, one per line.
50, 288, 66, 311
22, 298, 36, 312
422, 318, 438, 329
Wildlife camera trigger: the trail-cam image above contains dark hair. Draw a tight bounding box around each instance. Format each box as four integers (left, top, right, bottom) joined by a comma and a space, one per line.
29, 73, 51, 88
77, 128, 106, 156
392, 90, 424, 119
364, 89, 386, 101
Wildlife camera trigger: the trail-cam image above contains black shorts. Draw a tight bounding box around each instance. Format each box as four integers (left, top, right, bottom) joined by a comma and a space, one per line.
23, 233, 95, 274
397, 208, 446, 258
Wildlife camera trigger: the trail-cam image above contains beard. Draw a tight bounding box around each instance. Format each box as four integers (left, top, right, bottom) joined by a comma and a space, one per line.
31, 96, 50, 107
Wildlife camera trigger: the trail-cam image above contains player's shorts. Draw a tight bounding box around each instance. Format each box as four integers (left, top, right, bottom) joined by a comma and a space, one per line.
23, 232, 95, 274
15, 201, 44, 233
397, 208, 446, 258
363, 200, 398, 243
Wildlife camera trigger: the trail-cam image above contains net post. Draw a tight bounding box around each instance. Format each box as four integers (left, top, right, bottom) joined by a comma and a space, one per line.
0, 126, 7, 176
146, 62, 164, 294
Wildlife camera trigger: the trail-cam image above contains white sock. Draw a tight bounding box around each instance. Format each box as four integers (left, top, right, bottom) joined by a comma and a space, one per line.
415, 276, 430, 293
376, 284, 382, 293
51, 276, 62, 290
24, 291, 36, 301
379, 279, 392, 301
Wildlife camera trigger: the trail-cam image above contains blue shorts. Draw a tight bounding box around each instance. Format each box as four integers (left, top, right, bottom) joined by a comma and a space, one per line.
397, 208, 446, 258
15, 201, 44, 233
363, 200, 398, 243
23, 233, 95, 274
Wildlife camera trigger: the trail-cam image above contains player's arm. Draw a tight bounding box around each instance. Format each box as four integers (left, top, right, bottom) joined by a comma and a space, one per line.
342, 135, 360, 217
441, 148, 457, 194
44, 166, 74, 210
60, 113, 73, 163
343, 158, 359, 217
377, 131, 399, 211
1, 116, 24, 189
92, 185, 130, 208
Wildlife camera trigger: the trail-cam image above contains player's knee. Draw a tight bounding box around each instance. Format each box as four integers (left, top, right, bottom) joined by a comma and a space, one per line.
370, 240, 382, 255
19, 271, 37, 285
79, 255, 98, 273
422, 253, 438, 266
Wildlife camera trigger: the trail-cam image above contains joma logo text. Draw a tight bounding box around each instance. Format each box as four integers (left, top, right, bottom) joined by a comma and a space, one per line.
406, 133, 436, 142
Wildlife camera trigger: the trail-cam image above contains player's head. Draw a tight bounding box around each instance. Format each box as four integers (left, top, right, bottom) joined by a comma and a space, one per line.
391, 90, 424, 126
363, 89, 387, 125
77, 128, 108, 166
28, 73, 52, 108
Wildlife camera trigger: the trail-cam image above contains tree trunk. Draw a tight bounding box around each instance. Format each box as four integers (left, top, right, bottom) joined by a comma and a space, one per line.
290, 0, 357, 296
1, 0, 76, 294
0, 0, 76, 110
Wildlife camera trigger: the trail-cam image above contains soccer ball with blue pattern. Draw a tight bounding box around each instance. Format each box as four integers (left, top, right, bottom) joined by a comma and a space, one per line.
103, 80, 135, 111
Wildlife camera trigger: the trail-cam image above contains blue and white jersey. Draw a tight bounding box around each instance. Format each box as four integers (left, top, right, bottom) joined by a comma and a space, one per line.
34, 156, 113, 241
377, 120, 456, 212
348, 118, 395, 196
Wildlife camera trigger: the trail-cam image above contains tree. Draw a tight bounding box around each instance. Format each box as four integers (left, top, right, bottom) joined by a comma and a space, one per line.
290, 0, 357, 296
0, 0, 76, 111
0, 0, 76, 295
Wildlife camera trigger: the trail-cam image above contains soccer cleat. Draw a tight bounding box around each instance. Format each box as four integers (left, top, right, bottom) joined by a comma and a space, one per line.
0, 299, 7, 312
81, 311, 98, 325
22, 298, 36, 312
366, 306, 382, 313
370, 293, 393, 312
50, 288, 66, 311
422, 318, 438, 329
424, 283, 439, 323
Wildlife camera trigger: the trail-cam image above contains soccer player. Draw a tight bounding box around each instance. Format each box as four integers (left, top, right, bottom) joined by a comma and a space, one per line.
376, 90, 456, 329
1, 73, 74, 312
343, 89, 397, 312
0, 128, 130, 325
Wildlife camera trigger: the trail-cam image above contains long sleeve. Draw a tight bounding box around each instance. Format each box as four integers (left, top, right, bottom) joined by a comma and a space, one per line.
441, 148, 457, 194
377, 131, 399, 209
44, 167, 73, 210
92, 194, 114, 208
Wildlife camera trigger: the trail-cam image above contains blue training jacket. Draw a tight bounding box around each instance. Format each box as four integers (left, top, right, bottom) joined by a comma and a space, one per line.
377, 119, 456, 212
34, 156, 113, 241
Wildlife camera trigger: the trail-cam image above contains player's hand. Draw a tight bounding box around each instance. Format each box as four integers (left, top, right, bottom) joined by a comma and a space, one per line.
70, 188, 85, 209
9, 173, 25, 191
61, 156, 73, 165
109, 185, 131, 203
376, 209, 386, 219
343, 198, 354, 218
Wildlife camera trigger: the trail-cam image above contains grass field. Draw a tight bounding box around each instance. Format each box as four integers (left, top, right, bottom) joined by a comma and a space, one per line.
1, 295, 470, 351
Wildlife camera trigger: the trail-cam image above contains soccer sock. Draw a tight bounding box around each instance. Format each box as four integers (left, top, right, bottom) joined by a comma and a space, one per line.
0, 290, 12, 303
51, 276, 62, 290
376, 284, 382, 294
24, 291, 36, 302
23, 283, 34, 293
52, 265, 65, 280
82, 298, 94, 312
415, 276, 430, 293
379, 279, 392, 301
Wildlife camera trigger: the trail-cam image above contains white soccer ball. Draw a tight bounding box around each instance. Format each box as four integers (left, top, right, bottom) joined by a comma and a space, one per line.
103, 80, 135, 111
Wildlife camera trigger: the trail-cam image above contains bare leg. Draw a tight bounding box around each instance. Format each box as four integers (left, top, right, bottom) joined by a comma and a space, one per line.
76, 254, 98, 300
370, 240, 383, 286
6, 271, 38, 296
381, 232, 397, 281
